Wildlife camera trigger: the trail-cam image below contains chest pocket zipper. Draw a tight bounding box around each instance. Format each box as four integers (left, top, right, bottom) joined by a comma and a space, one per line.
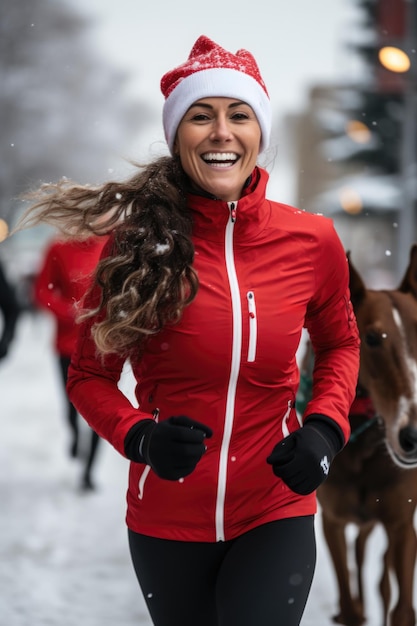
247, 291, 257, 362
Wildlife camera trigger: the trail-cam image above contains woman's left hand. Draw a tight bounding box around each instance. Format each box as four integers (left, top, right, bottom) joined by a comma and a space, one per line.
266, 419, 341, 495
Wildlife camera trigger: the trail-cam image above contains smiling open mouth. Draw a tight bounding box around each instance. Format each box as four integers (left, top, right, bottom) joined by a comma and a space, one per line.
201, 152, 239, 167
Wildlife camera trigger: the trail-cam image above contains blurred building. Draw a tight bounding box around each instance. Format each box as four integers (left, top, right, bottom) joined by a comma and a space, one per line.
290, 0, 417, 288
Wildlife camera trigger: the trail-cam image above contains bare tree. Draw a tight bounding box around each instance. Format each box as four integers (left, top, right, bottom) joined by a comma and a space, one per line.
0, 0, 152, 225
0, 0, 153, 301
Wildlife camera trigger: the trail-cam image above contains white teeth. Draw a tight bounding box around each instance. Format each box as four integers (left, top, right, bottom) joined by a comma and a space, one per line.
202, 152, 238, 162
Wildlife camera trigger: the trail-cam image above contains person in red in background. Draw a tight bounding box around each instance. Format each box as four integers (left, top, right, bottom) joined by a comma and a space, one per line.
33, 235, 106, 490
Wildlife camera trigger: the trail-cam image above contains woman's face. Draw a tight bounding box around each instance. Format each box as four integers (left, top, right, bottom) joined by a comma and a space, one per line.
174, 98, 262, 202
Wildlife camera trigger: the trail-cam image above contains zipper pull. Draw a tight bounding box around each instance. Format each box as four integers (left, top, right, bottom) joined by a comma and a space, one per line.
230, 202, 237, 223
247, 291, 255, 318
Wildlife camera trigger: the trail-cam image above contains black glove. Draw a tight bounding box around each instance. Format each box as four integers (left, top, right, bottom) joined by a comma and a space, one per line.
125, 415, 213, 481
266, 416, 343, 495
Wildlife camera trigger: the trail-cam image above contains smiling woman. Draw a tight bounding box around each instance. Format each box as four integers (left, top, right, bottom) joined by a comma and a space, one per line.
14, 34, 360, 626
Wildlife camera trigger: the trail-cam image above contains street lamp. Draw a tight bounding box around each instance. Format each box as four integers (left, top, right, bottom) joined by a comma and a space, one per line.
378, 46, 411, 73
0, 219, 8, 243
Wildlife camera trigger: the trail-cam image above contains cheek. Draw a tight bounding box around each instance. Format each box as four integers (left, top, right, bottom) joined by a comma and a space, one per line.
175, 136, 193, 168
177, 151, 200, 183
252, 131, 262, 153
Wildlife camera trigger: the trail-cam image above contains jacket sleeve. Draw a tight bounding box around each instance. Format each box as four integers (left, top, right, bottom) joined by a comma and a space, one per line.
66, 259, 152, 458
33, 243, 75, 323
303, 218, 360, 445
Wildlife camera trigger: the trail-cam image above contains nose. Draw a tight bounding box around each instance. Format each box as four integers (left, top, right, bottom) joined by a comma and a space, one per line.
209, 116, 233, 142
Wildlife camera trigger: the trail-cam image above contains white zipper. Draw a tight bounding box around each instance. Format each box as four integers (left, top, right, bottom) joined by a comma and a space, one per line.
246, 291, 257, 362
215, 202, 242, 542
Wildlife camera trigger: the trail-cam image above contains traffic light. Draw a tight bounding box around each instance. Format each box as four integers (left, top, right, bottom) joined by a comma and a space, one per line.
313, 0, 409, 213
352, 0, 408, 93
320, 87, 404, 175
294, 0, 414, 282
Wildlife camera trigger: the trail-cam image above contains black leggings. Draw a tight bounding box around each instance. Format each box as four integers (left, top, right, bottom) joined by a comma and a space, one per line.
58, 356, 100, 482
128, 516, 316, 626
58, 356, 79, 446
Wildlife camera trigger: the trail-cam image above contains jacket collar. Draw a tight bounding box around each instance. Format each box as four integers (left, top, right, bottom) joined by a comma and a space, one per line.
187, 167, 271, 243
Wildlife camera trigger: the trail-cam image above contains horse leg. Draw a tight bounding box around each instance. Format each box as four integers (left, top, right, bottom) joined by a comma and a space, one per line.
379, 543, 391, 626
385, 520, 417, 626
354, 522, 375, 615
321, 515, 366, 625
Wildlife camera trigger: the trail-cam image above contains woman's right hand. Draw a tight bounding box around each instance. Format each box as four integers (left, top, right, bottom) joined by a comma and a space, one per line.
134, 415, 213, 480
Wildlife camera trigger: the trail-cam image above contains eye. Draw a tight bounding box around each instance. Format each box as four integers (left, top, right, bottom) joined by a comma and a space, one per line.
364, 330, 384, 347
230, 111, 250, 121
190, 112, 211, 122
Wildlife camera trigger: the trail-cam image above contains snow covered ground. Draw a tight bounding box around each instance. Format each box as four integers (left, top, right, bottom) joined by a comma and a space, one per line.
1, 312, 416, 625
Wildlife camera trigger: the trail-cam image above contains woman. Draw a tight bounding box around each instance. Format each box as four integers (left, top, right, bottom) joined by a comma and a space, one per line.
17, 36, 359, 626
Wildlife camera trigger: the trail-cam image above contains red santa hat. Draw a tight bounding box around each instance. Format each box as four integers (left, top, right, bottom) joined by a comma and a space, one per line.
161, 35, 272, 155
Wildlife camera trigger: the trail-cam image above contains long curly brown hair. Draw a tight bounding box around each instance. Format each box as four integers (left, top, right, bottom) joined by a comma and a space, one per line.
16, 156, 199, 358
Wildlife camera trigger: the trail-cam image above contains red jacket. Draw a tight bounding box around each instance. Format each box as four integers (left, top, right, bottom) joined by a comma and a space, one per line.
34, 237, 107, 357
67, 168, 360, 542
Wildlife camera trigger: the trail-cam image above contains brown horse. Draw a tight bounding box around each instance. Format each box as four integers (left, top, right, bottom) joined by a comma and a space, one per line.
309, 246, 417, 626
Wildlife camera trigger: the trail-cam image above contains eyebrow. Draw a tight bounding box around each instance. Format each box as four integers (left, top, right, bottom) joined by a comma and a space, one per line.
187, 100, 248, 112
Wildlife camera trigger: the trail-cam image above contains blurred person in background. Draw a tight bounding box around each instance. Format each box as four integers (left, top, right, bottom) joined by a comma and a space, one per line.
0, 258, 20, 361
33, 235, 106, 490
16, 35, 359, 626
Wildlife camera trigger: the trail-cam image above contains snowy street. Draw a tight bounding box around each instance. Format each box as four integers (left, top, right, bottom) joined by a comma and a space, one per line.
1, 312, 416, 626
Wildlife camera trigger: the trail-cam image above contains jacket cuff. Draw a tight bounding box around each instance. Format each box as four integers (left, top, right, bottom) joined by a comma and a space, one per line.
304, 413, 345, 454
124, 419, 154, 462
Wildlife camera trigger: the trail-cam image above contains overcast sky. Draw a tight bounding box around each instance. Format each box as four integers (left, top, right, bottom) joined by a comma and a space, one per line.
65, 0, 364, 202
